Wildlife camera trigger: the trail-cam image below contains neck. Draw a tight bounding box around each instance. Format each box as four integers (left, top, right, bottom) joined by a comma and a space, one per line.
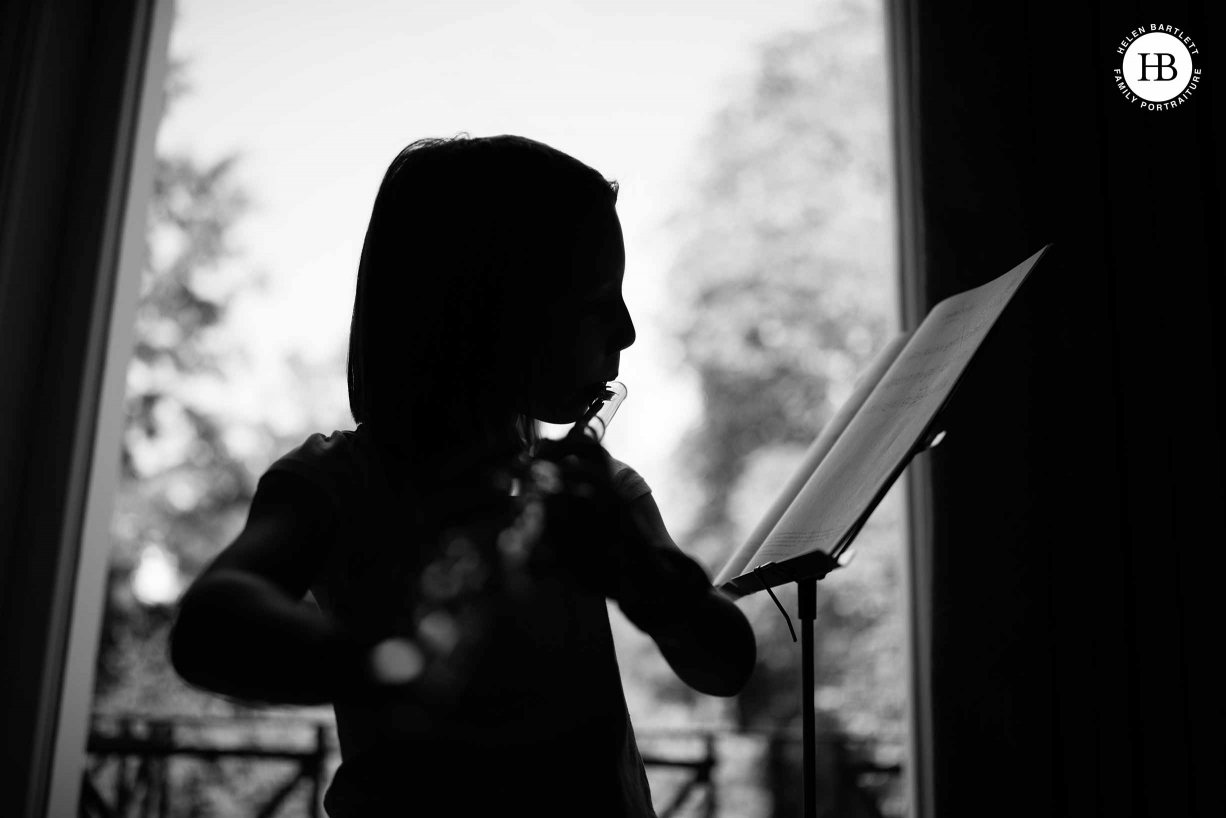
364, 417, 527, 484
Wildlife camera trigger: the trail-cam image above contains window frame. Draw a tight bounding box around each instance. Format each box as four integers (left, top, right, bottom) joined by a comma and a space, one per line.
0, 2, 175, 816
8, 1, 937, 814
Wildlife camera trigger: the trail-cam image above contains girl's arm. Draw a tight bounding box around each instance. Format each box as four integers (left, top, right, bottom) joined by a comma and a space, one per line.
169, 472, 372, 706
615, 493, 757, 698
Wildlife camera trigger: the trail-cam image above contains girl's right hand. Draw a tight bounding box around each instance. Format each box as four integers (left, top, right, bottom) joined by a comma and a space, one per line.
529, 436, 625, 595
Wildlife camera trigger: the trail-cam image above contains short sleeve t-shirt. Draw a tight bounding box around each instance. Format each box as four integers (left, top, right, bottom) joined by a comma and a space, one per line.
263, 423, 657, 818
266, 426, 652, 516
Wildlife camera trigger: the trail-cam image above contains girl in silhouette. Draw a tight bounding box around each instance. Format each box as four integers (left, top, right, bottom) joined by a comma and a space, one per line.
170, 134, 756, 817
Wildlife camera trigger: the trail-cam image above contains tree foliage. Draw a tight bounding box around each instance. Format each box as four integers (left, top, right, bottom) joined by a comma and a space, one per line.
664, 0, 906, 808
94, 57, 268, 715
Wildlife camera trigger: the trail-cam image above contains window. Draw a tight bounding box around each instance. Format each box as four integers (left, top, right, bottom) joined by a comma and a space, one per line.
22, 2, 924, 815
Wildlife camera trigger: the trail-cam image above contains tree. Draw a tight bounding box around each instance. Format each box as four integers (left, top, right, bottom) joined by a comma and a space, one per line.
664, 0, 907, 813
93, 55, 268, 716
89, 51, 361, 813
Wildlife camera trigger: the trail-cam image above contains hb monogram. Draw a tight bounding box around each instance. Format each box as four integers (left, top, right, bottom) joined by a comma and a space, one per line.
1137, 53, 1178, 81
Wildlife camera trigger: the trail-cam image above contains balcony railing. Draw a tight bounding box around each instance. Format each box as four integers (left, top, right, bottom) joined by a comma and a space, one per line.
81, 713, 901, 818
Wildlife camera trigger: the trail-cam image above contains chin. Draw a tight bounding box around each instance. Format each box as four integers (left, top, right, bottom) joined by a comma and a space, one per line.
534, 406, 588, 425
533, 391, 597, 425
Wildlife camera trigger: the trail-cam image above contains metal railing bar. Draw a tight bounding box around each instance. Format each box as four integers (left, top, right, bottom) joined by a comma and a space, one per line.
251, 766, 310, 818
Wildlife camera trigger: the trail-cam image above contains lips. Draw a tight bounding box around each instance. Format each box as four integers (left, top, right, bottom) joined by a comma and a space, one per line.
581, 382, 608, 401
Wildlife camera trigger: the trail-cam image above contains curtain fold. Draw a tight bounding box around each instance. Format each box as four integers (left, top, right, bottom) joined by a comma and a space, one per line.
889, 0, 1225, 815
0, 2, 171, 816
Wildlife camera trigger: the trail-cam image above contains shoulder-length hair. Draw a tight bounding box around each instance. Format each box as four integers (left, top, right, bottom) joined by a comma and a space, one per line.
347, 133, 619, 471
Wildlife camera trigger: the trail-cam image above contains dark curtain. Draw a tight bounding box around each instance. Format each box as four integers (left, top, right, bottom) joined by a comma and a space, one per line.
892, 1, 1225, 816
0, 2, 162, 816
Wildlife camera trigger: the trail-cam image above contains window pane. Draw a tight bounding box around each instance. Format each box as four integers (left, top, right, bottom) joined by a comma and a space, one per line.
92, 2, 907, 815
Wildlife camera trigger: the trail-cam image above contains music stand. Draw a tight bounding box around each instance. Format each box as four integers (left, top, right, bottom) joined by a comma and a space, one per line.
719, 420, 948, 818
714, 246, 1050, 818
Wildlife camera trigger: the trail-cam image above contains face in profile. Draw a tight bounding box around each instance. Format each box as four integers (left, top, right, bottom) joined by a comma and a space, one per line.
525, 204, 636, 424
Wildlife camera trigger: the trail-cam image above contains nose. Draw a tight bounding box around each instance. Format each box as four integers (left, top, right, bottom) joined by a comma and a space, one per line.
613, 298, 635, 352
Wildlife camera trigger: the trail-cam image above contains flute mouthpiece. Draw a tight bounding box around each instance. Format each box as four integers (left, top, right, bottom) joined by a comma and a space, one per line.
568, 381, 628, 442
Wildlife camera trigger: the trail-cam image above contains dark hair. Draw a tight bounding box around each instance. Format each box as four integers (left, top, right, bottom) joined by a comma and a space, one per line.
347, 133, 620, 471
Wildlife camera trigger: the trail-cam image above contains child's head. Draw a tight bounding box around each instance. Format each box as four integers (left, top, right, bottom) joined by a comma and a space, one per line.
348, 134, 635, 465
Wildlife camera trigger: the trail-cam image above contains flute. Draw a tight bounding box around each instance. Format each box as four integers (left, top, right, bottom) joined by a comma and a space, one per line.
565, 381, 628, 443
368, 382, 629, 688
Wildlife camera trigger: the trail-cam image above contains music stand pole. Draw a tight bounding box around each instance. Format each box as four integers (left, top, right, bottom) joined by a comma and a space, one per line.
799, 576, 818, 818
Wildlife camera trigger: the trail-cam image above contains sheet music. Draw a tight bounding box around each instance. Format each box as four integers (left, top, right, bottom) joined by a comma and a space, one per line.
728, 246, 1047, 580
713, 331, 913, 587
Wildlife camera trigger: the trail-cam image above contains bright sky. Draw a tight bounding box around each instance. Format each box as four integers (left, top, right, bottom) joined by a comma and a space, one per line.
160, 0, 839, 526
